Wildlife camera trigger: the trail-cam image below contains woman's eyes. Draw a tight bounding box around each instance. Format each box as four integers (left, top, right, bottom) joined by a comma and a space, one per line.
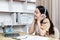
35, 11, 38, 14
35, 11, 37, 13
35, 10, 40, 14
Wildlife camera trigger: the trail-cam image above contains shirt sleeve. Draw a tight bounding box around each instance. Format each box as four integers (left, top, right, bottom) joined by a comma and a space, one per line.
41, 18, 50, 31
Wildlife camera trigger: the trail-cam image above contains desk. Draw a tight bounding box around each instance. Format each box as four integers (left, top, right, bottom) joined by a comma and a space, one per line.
0, 32, 25, 40
0, 32, 59, 40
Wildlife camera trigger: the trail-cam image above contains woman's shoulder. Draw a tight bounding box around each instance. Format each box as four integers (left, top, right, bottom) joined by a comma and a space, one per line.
43, 18, 50, 22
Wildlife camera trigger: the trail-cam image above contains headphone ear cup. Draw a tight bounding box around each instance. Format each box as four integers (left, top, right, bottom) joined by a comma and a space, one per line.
43, 14, 45, 16
43, 14, 46, 18
41, 14, 45, 17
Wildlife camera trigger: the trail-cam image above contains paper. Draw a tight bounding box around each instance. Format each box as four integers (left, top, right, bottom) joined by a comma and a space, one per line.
16, 35, 49, 40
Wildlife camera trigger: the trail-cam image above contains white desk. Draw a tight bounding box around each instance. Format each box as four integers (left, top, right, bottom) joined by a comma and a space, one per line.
0, 32, 59, 40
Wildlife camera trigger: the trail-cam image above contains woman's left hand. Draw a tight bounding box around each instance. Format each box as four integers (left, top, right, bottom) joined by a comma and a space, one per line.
37, 14, 46, 21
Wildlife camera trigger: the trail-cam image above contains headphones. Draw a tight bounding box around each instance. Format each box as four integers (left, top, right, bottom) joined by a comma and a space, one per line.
44, 8, 46, 15
43, 8, 46, 17
40, 8, 46, 15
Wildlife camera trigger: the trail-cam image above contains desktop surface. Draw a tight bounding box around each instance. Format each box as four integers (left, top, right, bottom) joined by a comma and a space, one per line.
0, 32, 59, 40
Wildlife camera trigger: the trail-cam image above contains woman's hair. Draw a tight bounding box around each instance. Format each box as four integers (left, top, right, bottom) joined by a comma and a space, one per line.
36, 5, 55, 35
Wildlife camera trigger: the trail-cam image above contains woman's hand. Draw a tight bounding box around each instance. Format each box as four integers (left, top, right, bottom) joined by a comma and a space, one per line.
37, 15, 43, 22
37, 14, 46, 22
37, 14, 46, 28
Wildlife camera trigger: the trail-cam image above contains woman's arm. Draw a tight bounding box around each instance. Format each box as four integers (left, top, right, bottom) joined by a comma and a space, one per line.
29, 19, 36, 35
37, 18, 50, 36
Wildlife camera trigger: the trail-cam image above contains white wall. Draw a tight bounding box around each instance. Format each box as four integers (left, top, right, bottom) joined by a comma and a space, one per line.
52, 0, 58, 28
0, 13, 12, 25
52, 0, 60, 37
0, 1, 9, 11
12, 2, 24, 12
0, 1, 25, 12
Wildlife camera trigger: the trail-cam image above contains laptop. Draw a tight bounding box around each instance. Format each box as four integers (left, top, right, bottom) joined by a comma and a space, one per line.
2, 26, 20, 38
4, 33, 20, 38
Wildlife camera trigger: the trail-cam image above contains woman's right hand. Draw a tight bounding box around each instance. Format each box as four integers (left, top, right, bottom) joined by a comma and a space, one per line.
34, 17, 37, 24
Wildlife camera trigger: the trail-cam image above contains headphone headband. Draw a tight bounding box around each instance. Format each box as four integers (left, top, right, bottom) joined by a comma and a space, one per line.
44, 8, 46, 15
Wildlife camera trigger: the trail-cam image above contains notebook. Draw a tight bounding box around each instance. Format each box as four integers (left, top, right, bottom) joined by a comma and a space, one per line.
15, 35, 49, 40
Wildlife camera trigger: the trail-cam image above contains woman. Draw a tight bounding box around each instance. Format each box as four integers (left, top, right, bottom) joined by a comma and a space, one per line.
29, 5, 55, 38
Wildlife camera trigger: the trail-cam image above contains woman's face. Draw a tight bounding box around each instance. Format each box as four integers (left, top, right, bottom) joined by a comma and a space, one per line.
34, 8, 41, 19
34, 8, 46, 20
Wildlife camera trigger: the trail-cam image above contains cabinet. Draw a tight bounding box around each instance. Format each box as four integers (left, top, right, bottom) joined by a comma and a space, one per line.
0, 0, 36, 33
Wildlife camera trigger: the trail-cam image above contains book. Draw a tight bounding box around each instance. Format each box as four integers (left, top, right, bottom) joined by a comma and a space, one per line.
16, 35, 49, 40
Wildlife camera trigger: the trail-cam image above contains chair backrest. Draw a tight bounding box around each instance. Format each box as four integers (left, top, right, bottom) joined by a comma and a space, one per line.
54, 27, 59, 39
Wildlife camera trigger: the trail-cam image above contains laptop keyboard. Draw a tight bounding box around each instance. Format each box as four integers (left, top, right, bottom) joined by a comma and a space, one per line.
5, 33, 20, 38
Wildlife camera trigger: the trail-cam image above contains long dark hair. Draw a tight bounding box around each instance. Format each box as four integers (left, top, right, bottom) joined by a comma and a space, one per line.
36, 5, 55, 35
